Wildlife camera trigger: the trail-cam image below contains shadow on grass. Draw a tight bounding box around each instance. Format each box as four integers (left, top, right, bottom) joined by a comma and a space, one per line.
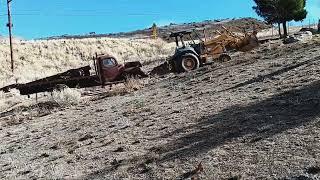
0, 101, 60, 119
155, 80, 320, 162
222, 56, 320, 92
83, 81, 320, 179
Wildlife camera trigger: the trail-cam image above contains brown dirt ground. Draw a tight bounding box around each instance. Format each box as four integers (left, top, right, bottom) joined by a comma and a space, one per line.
1, 37, 320, 179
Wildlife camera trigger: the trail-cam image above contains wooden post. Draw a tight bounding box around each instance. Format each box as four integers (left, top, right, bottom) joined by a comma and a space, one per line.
151, 23, 158, 39
203, 28, 207, 42
6, 0, 14, 73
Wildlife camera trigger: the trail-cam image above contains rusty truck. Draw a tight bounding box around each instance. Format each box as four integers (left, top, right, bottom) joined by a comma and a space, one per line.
0, 54, 148, 95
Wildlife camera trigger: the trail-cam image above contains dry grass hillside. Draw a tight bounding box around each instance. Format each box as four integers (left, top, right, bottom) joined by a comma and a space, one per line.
0, 38, 175, 86
0, 33, 320, 179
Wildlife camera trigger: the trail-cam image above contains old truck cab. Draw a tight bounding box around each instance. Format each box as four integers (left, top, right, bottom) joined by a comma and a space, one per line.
95, 54, 147, 85
96, 54, 125, 83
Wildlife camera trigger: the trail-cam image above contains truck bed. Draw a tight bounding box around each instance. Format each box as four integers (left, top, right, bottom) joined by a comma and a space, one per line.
0, 66, 102, 95
18, 75, 102, 95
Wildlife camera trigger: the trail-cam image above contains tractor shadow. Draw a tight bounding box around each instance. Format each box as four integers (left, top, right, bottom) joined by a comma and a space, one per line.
154, 80, 320, 162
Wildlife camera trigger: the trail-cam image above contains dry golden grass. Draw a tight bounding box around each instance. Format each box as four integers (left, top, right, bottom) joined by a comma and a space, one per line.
0, 37, 175, 86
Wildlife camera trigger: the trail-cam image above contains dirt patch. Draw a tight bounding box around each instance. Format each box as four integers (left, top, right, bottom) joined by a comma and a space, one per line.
0, 101, 61, 127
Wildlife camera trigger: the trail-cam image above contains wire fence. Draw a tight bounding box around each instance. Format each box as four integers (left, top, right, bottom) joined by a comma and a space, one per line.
266, 18, 319, 37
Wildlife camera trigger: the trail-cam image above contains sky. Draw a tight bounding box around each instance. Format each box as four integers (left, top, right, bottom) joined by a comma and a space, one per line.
0, 0, 319, 39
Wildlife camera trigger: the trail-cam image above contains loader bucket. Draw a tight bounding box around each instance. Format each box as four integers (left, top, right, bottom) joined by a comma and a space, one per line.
150, 61, 171, 76
238, 33, 259, 52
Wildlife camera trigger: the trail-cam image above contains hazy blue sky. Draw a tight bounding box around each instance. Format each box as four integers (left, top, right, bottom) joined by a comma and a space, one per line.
0, 0, 319, 39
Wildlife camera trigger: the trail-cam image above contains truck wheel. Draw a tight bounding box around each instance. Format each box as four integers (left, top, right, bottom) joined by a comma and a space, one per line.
218, 54, 231, 63
178, 53, 200, 72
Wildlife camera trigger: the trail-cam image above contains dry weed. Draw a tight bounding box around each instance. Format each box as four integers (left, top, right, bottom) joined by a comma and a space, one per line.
124, 78, 144, 92
0, 89, 25, 112
51, 88, 81, 106
102, 78, 145, 98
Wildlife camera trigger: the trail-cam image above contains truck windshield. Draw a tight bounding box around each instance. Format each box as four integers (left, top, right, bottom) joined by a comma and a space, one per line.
103, 58, 117, 67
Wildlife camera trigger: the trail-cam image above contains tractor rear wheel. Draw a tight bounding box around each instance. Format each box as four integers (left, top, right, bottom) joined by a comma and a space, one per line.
177, 53, 200, 73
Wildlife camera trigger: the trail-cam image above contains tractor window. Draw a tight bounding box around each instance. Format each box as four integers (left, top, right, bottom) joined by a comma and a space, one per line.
102, 58, 117, 67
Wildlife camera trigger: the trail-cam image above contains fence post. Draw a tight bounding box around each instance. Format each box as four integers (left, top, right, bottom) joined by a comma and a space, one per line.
309, 19, 311, 28
6, 0, 14, 73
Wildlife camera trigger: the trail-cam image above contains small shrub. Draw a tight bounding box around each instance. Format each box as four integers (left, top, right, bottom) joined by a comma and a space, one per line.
107, 78, 145, 97
124, 78, 144, 92
52, 88, 81, 106
0, 89, 24, 112
111, 85, 128, 96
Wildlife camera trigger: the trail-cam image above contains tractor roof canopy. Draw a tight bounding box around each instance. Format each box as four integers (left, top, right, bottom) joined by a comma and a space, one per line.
170, 30, 193, 37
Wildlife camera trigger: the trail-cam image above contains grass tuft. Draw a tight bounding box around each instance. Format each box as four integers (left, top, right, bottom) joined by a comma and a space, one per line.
52, 88, 81, 106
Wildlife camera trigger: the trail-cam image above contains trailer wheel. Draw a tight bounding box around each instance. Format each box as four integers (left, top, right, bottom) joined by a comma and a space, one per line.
54, 84, 68, 91
218, 54, 231, 63
177, 53, 200, 73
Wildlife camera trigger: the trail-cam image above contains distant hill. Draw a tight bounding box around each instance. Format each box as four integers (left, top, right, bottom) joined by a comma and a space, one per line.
40, 17, 270, 41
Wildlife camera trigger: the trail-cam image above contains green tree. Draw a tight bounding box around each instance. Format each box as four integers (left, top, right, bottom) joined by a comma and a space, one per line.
253, 0, 282, 36
253, 0, 307, 37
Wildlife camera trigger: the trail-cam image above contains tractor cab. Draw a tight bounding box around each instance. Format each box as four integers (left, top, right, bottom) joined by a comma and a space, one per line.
170, 30, 203, 54
170, 30, 192, 47
168, 30, 206, 73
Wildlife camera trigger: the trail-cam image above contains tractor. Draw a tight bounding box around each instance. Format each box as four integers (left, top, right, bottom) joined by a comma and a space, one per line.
166, 28, 259, 73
